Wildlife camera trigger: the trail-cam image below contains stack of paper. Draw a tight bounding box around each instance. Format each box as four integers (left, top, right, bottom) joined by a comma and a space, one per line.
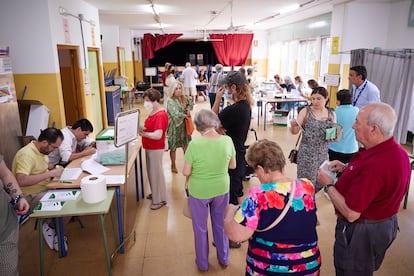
34, 189, 81, 211
56, 168, 82, 181
34, 201, 65, 211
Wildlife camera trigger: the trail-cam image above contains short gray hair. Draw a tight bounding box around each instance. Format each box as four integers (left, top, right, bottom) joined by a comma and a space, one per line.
215, 63, 223, 72
193, 109, 220, 132
366, 102, 397, 136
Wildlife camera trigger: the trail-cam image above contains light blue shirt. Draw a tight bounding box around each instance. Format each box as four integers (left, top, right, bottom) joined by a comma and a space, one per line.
329, 105, 359, 154
352, 80, 380, 108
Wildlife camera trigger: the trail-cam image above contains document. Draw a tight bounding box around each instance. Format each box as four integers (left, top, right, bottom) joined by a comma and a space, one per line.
56, 168, 82, 181
105, 175, 125, 185
34, 201, 65, 211
81, 158, 110, 175
41, 189, 81, 201
319, 160, 338, 183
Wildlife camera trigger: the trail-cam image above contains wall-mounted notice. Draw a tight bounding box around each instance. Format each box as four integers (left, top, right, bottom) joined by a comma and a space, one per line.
144, 67, 157, 77
115, 109, 139, 147
324, 74, 340, 87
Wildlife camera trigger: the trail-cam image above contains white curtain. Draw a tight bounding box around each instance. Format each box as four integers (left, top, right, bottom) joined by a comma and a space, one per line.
351, 49, 414, 144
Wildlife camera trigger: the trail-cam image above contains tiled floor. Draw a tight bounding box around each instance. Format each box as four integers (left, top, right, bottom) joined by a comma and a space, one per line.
18, 99, 414, 275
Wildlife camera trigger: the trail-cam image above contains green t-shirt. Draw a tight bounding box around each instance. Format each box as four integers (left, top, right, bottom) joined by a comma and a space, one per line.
184, 135, 235, 199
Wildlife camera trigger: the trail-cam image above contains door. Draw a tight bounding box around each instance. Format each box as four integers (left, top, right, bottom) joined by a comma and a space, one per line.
57, 46, 83, 125
88, 49, 103, 133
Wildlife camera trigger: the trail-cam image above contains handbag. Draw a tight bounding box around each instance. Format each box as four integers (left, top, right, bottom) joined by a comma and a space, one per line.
288, 132, 302, 164
182, 179, 192, 219
256, 180, 296, 232
182, 96, 194, 136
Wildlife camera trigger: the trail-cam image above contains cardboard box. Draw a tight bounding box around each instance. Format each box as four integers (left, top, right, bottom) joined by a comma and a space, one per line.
272, 110, 289, 126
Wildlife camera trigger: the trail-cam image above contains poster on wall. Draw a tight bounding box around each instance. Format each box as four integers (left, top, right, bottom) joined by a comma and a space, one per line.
63, 18, 71, 44
331, 36, 339, 55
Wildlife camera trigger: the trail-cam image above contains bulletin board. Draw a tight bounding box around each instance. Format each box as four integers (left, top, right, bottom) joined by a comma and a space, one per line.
114, 108, 139, 147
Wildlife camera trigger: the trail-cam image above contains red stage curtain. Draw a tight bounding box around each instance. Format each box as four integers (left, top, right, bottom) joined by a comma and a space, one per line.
142, 33, 183, 59
210, 34, 254, 66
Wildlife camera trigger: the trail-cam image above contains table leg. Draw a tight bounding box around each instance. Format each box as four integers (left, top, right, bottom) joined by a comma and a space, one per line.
56, 217, 66, 257
99, 214, 112, 276
116, 187, 125, 253
135, 158, 139, 202
264, 102, 268, 131
38, 218, 45, 276
139, 147, 144, 199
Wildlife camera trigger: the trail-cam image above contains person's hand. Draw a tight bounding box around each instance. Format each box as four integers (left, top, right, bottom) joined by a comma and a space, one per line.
89, 141, 96, 148
138, 129, 145, 137
290, 119, 298, 128
329, 160, 346, 173
16, 197, 30, 215
317, 169, 334, 186
216, 87, 225, 98
50, 166, 64, 178
83, 146, 96, 156
224, 203, 240, 222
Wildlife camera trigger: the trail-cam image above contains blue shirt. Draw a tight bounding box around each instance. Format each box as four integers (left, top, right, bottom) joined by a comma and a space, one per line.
329, 105, 359, 154
352, 80, 380, 108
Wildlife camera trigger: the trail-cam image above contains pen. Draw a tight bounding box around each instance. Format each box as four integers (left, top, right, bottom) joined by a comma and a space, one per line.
61, 181, 73, 184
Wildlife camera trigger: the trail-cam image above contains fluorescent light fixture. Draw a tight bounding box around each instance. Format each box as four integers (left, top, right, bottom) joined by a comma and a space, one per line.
279, 4, 300, 14
308, 21, 327, 29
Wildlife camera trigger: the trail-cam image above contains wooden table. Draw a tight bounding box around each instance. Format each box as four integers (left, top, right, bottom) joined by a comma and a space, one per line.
31, 188, 116, 276
257, 96, 308, 130
47, 139, 144, 254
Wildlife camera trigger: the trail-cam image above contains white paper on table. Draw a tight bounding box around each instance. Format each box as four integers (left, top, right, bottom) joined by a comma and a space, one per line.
105, 175, 125, 185
40, 189, 81, 201
56, 168, 82, 181
34, 201, 65, 211
81, 158, 110, 175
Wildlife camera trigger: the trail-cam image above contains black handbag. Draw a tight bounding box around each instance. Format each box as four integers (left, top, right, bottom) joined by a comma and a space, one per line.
288, 132, 302, 164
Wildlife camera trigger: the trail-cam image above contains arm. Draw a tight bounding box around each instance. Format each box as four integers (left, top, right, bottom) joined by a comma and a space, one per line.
16, 167, 63, 187
228, 156, 236, 169
290, 106, 307, 134
0, 160, 30, 213
317, 169, 361, 222
139, 129, 163, 140
67, 147, 96, 162
212, 87, 224, 115
224, 204, 254, 243
182, 161, 192, 177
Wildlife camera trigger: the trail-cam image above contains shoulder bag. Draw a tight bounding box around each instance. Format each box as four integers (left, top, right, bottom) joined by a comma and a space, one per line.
288, 132, 301, 164
182, 96, 194, 136
256, 180, 296, 232
182, 178, 192, 219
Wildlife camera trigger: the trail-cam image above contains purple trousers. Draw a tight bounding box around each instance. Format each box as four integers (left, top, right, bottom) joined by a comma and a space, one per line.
189, 193, 229, 271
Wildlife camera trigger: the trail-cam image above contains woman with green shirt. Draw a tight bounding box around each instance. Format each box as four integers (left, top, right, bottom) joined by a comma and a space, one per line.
183, 109, 236, 272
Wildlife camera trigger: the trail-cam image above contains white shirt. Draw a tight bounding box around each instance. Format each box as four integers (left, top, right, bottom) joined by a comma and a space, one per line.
48, 127, 93, 165
181, 67, 198, 88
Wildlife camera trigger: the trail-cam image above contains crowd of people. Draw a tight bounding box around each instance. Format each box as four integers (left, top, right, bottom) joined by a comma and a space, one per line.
1, 63, 410, 276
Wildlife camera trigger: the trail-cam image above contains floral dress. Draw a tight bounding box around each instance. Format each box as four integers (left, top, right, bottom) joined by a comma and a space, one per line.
166, 96, 192, 150
297, 106, 334, 192
235, 179, 321, 275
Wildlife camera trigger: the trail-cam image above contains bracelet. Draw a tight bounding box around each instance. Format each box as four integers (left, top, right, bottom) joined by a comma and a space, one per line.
12, 194, 25, 207
324, 184, 335, 193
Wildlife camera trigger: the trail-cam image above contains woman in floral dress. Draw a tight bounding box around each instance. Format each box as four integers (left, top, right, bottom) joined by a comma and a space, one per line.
166, 80, 193, 173
224, 139, 321, 275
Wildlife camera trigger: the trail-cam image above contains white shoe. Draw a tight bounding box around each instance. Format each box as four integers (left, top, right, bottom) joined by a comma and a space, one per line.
53, 235, 68, 252
42, 223, 56, 250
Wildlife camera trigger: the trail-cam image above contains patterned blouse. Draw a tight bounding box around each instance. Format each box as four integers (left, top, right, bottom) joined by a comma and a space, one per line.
234, 179, 321, 275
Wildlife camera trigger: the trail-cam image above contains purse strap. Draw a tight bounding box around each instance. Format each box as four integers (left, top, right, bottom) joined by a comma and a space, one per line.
182, 95, 187, 109
294, 132, 302, 150
256, 180, 296, 232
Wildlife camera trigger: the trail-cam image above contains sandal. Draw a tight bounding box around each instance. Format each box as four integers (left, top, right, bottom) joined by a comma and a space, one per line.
171, 167, 178, 174
150, 202, 166, 210
146, 194, 152, 200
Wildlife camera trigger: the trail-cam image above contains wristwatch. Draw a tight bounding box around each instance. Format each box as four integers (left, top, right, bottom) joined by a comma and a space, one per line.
324, 184, 335, 193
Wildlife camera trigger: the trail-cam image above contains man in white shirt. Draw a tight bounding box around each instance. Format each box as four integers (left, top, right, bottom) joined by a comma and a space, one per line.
181, 62, 198, 104
48, 118, 96, 166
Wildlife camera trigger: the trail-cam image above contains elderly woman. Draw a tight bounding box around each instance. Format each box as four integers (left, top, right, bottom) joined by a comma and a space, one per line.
208, 63, 225, 108
166, 80, 193, 173
139, 88, 169, 210
224, 139, 321, 275
183, 109, 236, 271
290, 86, 337, 193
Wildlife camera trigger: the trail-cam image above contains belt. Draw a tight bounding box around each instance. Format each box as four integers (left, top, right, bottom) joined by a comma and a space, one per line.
336, 213, 391, 224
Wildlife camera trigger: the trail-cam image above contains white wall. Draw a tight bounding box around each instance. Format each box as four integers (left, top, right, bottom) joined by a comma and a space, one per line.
101, 24, 119, 63
0, 0, 55, 73
387, 0, 414, 48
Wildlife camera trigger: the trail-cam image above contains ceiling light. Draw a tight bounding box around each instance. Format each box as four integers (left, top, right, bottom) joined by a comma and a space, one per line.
308, 21, 327, 29
279, 4, 300, 15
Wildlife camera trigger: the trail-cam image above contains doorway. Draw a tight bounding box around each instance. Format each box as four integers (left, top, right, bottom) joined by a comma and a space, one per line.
57, 45, 83, 126
87, 48, 104, 134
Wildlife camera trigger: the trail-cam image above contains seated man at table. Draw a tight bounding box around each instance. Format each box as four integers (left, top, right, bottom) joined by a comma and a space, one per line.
48, 118, 96, 167
12, 127, 67, 251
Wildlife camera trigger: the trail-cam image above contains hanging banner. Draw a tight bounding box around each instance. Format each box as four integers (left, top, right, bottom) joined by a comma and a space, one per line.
331, 36, 339, 55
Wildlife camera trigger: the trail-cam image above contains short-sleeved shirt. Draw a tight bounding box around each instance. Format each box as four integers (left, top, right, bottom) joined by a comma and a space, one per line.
48, 127, 93, 166
0, 154, 18, 241
142, 110, 168, 150
12, 142, 49, 195
184, 135, 235, 199
329, 104, 359, 154
352, 80, 380, 108
181, 67, 198, 88
336, 138, 411, 220
234, 179, 321, 275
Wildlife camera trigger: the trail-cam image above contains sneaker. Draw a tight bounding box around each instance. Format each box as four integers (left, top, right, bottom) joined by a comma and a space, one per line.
18, 214, 30, 225
53, 235, 68, 252
42, 223, 56, 250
